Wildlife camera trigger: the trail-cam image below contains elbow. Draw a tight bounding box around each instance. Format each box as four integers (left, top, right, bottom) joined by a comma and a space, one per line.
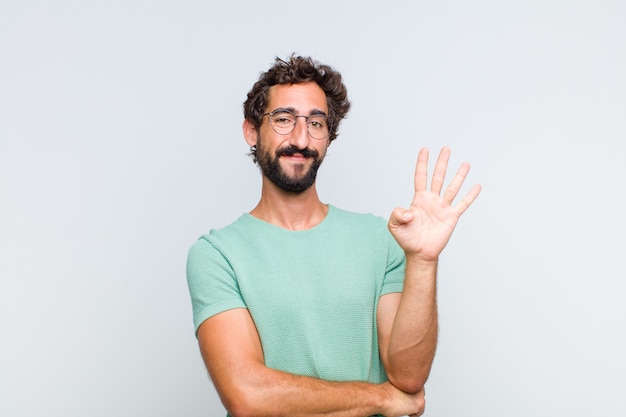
392, 378, 425, 395
384, 354, 434, 394
221, 385, 271, 417
227, 406, 252, 417
387, 374, 427, 395
221, 388, 262, 417
224, 396, 256, 417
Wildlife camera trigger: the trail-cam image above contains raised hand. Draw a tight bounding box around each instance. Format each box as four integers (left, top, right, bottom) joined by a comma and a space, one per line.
388, 147, 481, 261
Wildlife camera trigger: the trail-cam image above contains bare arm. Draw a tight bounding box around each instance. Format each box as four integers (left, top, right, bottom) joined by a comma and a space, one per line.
198, 307, 425, 417
377, 261, 438, 394
379, 147, 481, 393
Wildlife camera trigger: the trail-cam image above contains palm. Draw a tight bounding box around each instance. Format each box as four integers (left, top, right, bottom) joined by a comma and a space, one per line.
388, 147, 481, 261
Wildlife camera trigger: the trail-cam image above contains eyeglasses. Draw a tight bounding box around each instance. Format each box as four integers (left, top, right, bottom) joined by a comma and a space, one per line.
263, 109, 330, 140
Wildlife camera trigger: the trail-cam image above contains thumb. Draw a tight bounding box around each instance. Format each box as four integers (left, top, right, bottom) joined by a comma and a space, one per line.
388, 207, 414, 228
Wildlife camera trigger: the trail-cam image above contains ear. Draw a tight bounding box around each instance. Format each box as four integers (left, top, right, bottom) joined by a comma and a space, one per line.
242, 119, 258, 147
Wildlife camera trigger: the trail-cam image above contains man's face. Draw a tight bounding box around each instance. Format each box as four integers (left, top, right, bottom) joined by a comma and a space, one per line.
254, 82, 330, 194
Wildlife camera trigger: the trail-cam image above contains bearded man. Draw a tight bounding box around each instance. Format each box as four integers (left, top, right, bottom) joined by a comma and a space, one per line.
186, 55, 481, 417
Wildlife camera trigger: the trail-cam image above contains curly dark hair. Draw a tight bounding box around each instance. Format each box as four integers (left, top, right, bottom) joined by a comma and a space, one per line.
243, 54, 351, 143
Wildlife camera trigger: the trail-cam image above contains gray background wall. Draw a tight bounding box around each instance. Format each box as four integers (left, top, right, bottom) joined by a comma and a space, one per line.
1, 1, 625, 416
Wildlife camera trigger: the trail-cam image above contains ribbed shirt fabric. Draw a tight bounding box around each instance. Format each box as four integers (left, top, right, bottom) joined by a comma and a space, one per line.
186, 205, 406, 414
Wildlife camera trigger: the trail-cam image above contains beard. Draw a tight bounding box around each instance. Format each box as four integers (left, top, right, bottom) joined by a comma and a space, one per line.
256, 139, 324, 194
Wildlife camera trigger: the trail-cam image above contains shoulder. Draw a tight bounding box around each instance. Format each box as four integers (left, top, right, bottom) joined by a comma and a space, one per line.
192, 214, 254, 247
187, 214, 252, 262
322, 206, 397, 250
328, 205, 389, 231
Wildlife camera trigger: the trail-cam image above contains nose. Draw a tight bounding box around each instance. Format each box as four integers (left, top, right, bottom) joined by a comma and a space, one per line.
288, 116, 311, 149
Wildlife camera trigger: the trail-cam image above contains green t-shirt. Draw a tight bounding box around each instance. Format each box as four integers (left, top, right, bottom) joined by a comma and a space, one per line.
186, 204, 406, 385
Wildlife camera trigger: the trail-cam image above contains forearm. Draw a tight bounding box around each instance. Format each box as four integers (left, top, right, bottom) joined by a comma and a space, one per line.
385, 256, 439, 393
215, 363, 415, 417
198, 309, 423, 416
383, 146, 480, 393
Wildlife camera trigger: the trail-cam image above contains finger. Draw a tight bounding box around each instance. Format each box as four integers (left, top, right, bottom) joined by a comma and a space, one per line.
414, 148, 429, 192
430, 146, 450, 194
454, 183, 482, 216
388, 207, 414, 228
442, 161, 470, 203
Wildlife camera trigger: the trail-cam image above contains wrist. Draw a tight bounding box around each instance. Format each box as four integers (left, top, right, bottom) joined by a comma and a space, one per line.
377, 381, 397, 416
404, 254, 438, 271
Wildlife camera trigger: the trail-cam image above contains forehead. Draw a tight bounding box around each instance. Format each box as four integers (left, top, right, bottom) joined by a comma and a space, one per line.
266, 82, 328, 113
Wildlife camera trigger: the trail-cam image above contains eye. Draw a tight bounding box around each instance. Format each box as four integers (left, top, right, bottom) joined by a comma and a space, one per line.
308, 116, 327, 130
271, 112, 295, 126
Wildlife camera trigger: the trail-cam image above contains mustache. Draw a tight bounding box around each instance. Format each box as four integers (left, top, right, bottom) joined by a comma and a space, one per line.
276, 145, 319, 159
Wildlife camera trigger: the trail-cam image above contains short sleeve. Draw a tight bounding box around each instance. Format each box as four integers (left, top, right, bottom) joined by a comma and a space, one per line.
186, 236, 247, 335
381, 230, 406, 295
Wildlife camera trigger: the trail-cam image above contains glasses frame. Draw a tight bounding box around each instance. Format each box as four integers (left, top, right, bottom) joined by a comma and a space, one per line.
263, 109, 331, 140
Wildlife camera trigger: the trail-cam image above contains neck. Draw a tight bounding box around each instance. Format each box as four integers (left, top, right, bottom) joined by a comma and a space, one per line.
250, 179, 328, 231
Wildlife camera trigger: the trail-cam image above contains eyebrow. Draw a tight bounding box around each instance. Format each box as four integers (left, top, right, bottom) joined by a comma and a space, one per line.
271, 107, 328, 117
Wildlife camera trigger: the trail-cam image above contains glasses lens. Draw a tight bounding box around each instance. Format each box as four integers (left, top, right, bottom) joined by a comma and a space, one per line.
307, 115, 329, 139
269, 112, 296, 134
268, 111, 330, 139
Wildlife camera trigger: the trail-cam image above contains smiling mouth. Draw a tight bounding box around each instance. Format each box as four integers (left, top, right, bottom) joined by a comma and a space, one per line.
283, 152, 308, 159
276, 146, 318, 160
